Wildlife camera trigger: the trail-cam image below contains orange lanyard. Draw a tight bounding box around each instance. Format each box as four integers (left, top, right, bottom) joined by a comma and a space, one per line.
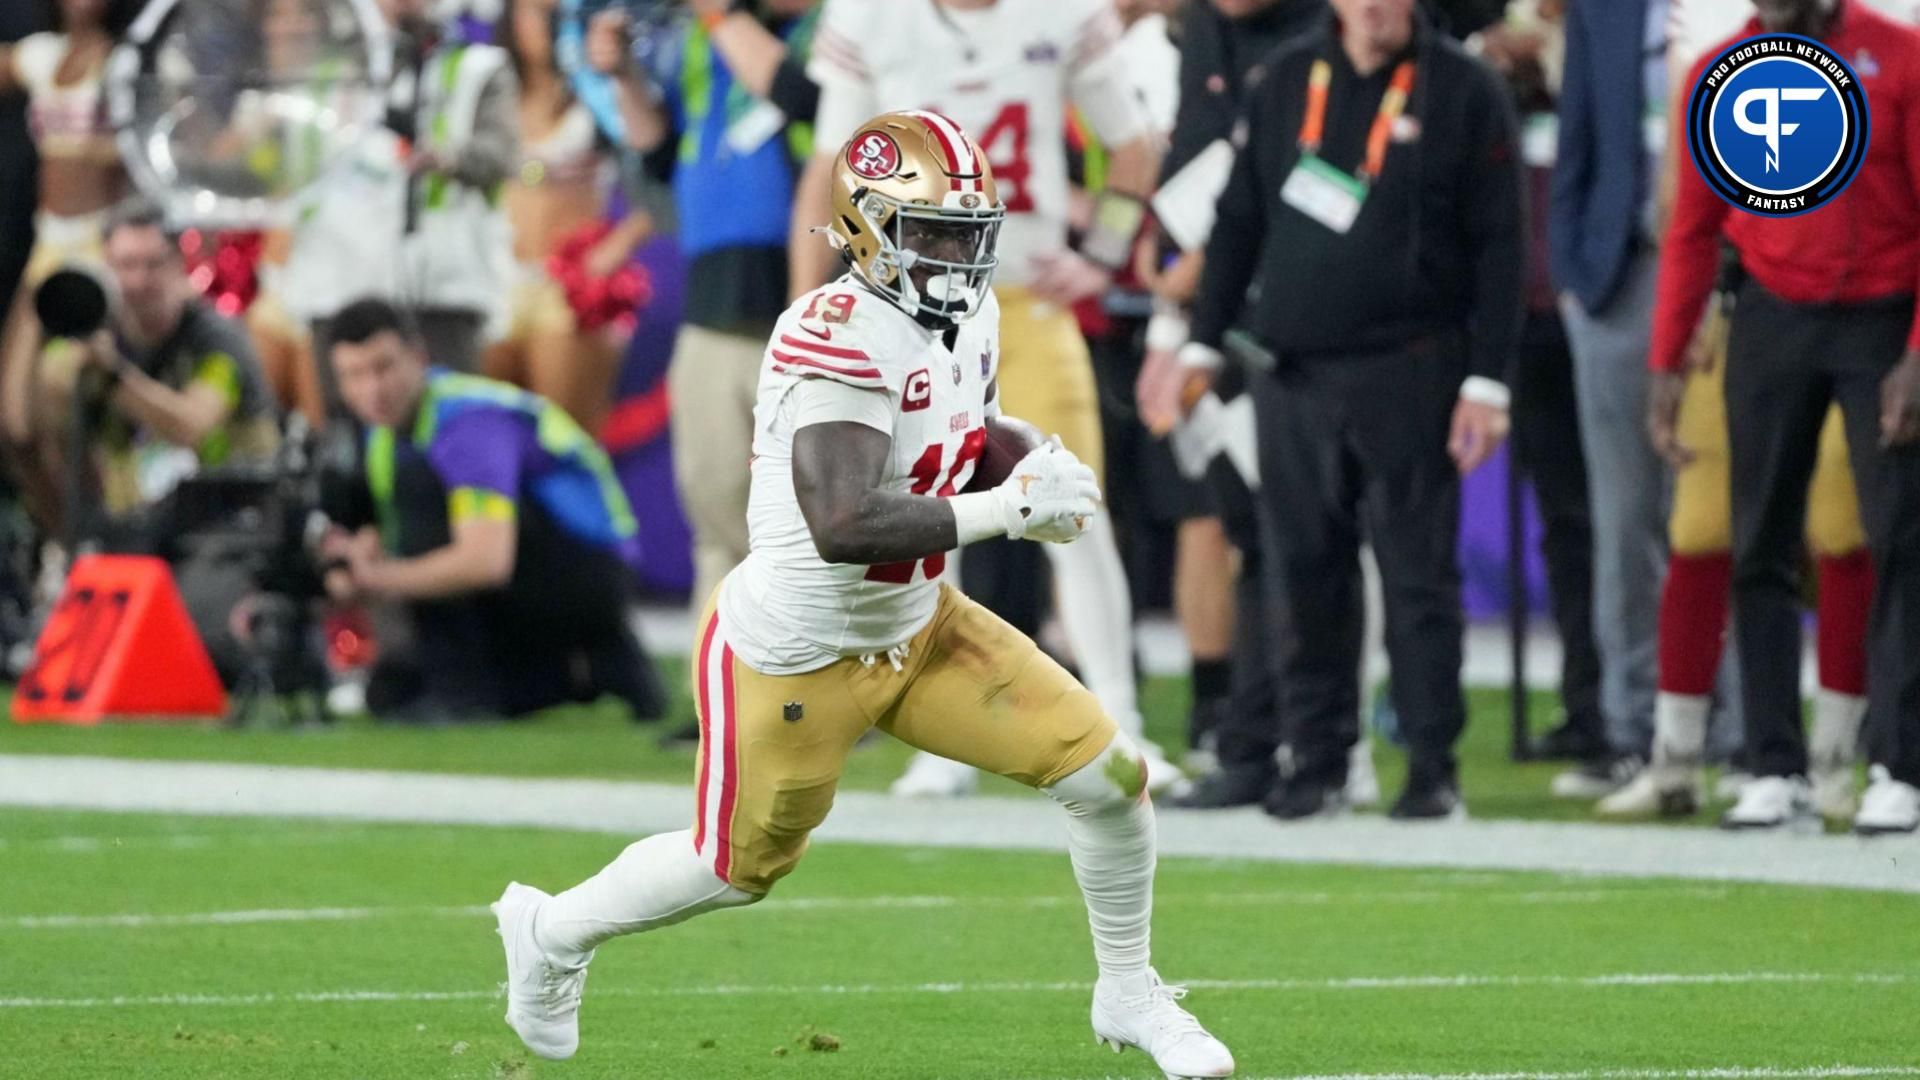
1298, 57, 1418, 185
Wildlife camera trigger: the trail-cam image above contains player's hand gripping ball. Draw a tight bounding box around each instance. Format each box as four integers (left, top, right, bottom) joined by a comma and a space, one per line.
991, 439, 1100, 544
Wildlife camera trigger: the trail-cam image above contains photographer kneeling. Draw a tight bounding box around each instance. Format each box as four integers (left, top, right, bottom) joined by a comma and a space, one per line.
321, 298, 665, 723
29, 200, 280, 545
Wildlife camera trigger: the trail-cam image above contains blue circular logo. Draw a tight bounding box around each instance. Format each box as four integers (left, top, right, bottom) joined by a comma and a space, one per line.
1687, 34, 1870, 217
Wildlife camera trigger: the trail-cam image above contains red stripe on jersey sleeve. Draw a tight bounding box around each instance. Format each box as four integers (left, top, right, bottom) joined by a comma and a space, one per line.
770, 350, 887, 383
777, 334, 872, 361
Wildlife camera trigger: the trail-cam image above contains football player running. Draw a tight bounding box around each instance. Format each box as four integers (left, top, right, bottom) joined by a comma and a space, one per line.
797, 0, 1180, 798
492, 111, 1235, 1080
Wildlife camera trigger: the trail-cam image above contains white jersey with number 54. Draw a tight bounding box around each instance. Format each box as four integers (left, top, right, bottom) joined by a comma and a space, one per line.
808, 0, 1149, 288
719, 280, 1003, 675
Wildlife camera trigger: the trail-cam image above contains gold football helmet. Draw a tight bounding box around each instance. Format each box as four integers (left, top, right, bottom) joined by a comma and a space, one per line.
826, 110, 1005, 326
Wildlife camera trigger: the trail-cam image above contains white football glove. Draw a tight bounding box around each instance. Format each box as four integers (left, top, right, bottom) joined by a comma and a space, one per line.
991, 439, 1101, 543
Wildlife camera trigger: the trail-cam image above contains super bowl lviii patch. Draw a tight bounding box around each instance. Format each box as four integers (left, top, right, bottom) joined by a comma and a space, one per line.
1685, 33, 1870, 218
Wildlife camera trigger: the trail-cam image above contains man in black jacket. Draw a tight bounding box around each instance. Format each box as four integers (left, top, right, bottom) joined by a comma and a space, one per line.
1146, 0, 1323, 810
1182, 0, 1523, 819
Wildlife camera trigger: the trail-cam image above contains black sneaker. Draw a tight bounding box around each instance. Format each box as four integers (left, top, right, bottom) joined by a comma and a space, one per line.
1170, 763, 1276, 809
1530, 720, 1607, 762
1389, 781, 1464, 821
1263, 777, 1346, 820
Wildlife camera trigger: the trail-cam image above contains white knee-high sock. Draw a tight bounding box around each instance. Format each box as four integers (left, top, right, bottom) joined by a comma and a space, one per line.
534, 830, 757, 965
1046, 513, 1140, 729
1046, 734, 1155, 986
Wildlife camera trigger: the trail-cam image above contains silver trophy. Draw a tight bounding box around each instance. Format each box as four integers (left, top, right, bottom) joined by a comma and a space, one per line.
109, 0, 393, 228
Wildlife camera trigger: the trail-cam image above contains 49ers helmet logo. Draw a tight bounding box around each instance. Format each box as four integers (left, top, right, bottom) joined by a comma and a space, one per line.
848, 131, 902, 180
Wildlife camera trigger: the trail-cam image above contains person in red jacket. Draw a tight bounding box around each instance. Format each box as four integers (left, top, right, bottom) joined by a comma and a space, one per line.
1648, 0, 1920, 833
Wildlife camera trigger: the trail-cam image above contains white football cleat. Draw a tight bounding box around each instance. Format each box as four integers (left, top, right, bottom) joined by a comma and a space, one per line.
1854, 766, 1920, 836
1090, 969, 1235, 1079
1720, 775, 1819, 832
1137, 740, 1187, 797
890, 752, 979, 798
493, 882, 590, 1060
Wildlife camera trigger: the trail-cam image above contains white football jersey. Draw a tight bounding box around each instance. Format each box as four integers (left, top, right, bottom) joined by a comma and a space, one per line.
719, 279, 1002, 675
810, 0, 1147, 287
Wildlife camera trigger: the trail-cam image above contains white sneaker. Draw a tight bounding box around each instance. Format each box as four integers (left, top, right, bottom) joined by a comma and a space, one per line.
1854, 766, 1920, 836
1720, 775, 1818, 832
1596, 766, 1702, 818
890, 752, 979, 798
1090, 969, 1235, 1079
1346, 737, 1381, 809
493, 882, 590, 1060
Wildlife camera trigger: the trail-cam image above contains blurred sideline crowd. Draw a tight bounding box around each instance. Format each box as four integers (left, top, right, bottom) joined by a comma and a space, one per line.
1, 0, 1918, 834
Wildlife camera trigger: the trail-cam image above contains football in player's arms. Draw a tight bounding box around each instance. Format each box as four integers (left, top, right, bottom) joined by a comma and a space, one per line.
965, 414, 1045, 492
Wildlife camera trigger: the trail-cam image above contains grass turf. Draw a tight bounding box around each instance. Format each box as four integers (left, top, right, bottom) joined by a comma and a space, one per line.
1, 808, 1915, 1080
0, 674, 1756, 826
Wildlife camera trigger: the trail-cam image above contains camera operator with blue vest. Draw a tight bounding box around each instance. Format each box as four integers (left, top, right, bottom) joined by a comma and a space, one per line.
322, 297, 666, 724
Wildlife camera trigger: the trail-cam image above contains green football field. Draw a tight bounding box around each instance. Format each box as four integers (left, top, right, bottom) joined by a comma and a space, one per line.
3, 807, 1917, 1080
4, 663, 1916, 1079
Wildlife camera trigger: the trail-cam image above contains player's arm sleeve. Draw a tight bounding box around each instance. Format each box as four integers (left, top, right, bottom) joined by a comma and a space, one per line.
426, 411, 529, 527
807, 0, 880, 149
1647, 54, 1732, 374
1066, 1, 1150, 148
770, 328, 894, 390
789, 375, 896, 435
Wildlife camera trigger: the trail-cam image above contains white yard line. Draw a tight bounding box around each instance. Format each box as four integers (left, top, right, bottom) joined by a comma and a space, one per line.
0, 971, 1910, 1010
0, 887, 1735, 930
2, 755, 1916, 893
4, 886, 1746, 931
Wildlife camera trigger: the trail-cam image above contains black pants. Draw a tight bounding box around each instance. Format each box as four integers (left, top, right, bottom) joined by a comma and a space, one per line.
1208, 457, 1287, 770
1726, 283, 1920, 784
1253, 341, 1469, 789
1509, 311, 1604, 739
374, 449, 665, 720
